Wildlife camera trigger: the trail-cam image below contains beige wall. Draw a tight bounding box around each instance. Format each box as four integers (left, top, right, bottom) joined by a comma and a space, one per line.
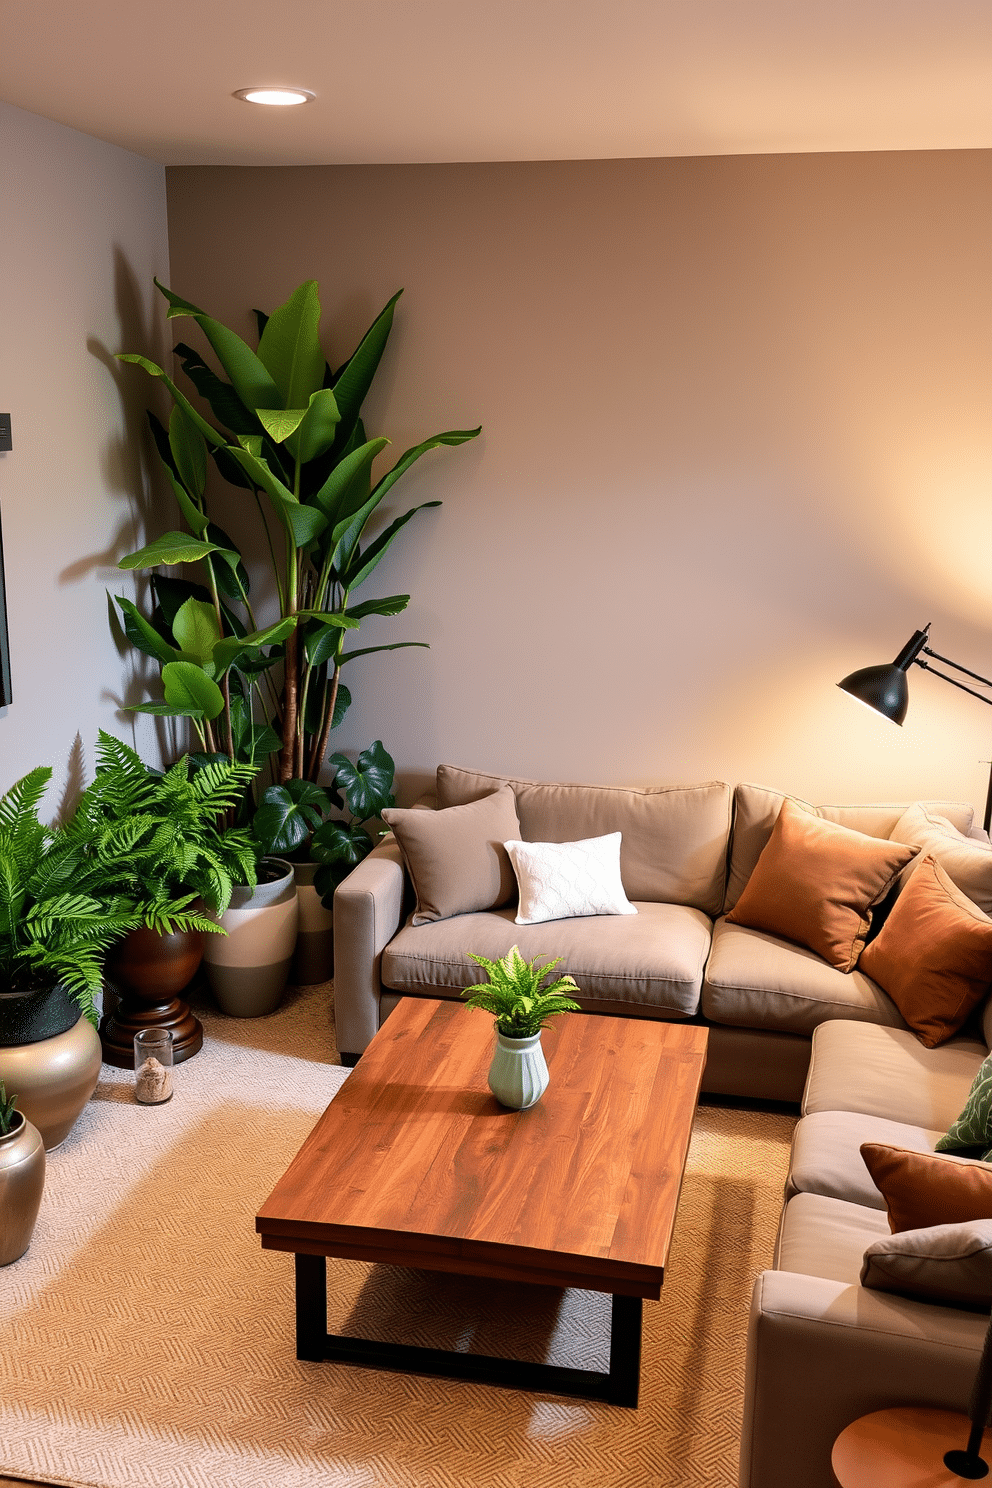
165, 151, 992, 810
1, 102, 172, 809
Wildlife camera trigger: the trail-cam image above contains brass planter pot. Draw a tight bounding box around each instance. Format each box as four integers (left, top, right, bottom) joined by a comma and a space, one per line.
0, 985, 102, 1150
0, 1110, 46, 1265
100, 925, 205, 1067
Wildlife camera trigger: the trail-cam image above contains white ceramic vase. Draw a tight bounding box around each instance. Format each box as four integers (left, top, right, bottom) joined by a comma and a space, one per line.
487, 1030, 549, 1110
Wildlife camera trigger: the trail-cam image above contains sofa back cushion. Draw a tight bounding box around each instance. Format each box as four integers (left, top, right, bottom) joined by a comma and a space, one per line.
724, 782, 976, 913
436, 765, 732, 915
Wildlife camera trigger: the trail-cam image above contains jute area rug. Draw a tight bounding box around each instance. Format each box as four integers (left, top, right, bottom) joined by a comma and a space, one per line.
0, 983, 795, 1488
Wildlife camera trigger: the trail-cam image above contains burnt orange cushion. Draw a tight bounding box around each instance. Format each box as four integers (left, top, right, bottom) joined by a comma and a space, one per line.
726, 798, 917, 971
861, 1142, 992, 1232
859, 854, 992, 1047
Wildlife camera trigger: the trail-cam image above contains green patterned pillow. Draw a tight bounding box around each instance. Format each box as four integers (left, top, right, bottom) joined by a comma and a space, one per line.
938, 1055, 992, 1162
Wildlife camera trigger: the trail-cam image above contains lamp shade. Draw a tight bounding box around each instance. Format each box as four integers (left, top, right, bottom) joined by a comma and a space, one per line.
837, 663, 910, 724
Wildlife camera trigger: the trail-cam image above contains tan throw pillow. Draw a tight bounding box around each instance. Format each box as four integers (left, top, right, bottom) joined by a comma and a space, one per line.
382, 786, 521, 925
861, 1143, 992, 1231
725, 798, 917, 971
861, 1219, 992, 1308
890, 803, 992, 915
859, 856, 992, 1047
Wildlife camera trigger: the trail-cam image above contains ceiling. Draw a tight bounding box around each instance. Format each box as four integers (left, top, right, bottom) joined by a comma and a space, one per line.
3, 0, 992, 168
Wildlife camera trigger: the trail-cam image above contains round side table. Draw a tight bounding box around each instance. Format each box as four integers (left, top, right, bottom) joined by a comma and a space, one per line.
833, 1408, 992, 1487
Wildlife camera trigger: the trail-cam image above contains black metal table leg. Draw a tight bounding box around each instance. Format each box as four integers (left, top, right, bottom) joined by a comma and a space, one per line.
291, 1256, 645, 1407
606, 1293, 642, 1407
295, 1253, 327, 1362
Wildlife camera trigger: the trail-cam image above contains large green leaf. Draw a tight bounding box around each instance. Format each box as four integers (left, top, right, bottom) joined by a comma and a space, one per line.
173, 343, 258, 436
312, 438, 389, 527
163, 465, 209, 538
289, 387, 341, 465
154, 278, 282, 413
168, 405, 207, 499
118, 532, 233, 571
341, 502, 441, 590
371, 427, 481, 508
330, 740, 395, 820
345, 594, 410, 620
256, 407, 308, 443
285, 504, 329, 548
339, 641, 429, 665
330, 290, 402, 447
161, 662, 225, 720
257, 281, 326, 410
301, 611, 360, 668
172, 599, 222, 666
252, 780, 333, 855
211, 616, 297, 675
151, 574, 214, 629
112, 595, 181, 666
117, 355, 226, 448
311, 823, 375, 902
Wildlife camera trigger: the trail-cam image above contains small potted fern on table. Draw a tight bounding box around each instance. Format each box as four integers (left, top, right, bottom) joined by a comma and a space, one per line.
461, 946, 581, 1110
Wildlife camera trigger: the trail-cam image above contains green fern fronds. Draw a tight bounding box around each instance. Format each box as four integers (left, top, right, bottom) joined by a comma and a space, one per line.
461, 945, 581, 1038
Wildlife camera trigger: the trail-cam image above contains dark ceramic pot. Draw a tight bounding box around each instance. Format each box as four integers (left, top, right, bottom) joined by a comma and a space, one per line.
0, 984, 102, 1150
100, 926, 205, 1068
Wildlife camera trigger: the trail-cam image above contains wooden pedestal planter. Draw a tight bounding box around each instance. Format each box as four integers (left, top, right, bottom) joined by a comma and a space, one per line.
100, 926, 205, 1067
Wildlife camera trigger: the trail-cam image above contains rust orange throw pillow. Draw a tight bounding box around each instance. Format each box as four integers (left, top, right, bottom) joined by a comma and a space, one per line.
861, 1143, 992, 1232
726, 798, 916, 971
859, 855, 992, 1047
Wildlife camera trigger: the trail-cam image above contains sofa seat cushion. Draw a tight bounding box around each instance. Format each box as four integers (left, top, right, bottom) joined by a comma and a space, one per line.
435, 765, 732, 916
381, 900, 712, 1018
701, 917, 907, 1036
776, 1191, 891, 1284
803, 1019, 987, 1128
789, 1111, 945, 1210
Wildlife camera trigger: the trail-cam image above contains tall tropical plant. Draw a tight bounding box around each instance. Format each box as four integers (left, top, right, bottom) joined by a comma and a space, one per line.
113, 279, 479, 880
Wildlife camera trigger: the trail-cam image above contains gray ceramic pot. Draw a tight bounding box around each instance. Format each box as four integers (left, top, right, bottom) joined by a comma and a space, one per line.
0, 1110, 46, 1266
0, 985, 102, 1150
203, 858, 299, 1017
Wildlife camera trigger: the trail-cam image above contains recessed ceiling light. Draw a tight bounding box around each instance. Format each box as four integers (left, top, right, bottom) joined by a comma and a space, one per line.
234, 88, 315, 107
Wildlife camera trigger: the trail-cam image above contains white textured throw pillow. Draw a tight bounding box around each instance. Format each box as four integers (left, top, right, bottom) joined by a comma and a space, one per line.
504, 833, 638, 925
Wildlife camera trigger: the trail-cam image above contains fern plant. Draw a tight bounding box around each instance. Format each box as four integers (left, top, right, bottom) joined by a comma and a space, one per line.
461, 946, 581, 1038
0, 766, 143, 1026
72, 731, 260, 919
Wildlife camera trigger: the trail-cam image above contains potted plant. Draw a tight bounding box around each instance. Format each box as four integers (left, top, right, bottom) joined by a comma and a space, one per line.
0, 764, 140, 1147
201, 852, 299, 1018
73, 731, 259, 1064
0, 1080, 45, 1266
461, 946, 581, 1110
113, 278, 480, 974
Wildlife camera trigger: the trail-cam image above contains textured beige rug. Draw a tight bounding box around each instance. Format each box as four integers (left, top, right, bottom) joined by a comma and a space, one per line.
0, 984, 795, 1488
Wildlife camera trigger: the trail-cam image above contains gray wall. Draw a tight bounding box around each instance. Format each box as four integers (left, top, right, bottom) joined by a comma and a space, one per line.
1, 102, 172, 809
161, 150, 992, 810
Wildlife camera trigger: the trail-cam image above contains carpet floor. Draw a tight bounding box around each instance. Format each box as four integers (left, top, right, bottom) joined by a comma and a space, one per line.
0, 984, 795, 1488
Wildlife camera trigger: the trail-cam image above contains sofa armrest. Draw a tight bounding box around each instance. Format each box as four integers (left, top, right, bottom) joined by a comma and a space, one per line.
332, 835, 408, 1060
740, 1270, 987, 1488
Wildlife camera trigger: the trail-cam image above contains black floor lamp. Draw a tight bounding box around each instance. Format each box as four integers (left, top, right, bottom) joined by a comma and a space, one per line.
838, 623, 992, 834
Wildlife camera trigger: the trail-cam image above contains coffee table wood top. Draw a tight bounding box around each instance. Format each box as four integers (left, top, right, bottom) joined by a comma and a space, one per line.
257, 998, 708, 1298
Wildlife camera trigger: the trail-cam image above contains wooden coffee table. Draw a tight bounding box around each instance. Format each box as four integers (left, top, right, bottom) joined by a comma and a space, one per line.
256, 997, 708, 1407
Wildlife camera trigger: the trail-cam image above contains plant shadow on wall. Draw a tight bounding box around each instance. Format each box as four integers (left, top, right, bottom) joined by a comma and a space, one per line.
113, 279, 480, 899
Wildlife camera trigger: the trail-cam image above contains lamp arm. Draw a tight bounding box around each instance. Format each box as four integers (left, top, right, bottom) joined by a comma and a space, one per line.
916, 659, 992, 709
922, 646, 992, 692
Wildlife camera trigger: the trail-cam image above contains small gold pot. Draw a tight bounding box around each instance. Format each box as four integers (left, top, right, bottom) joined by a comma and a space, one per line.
0, 1110, 46, 1266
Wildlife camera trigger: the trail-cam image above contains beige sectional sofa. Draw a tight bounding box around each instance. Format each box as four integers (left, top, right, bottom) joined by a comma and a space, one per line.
333, 763, 992, 1486
332, 764, 975, 1099
742, 1012, 992, 1488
